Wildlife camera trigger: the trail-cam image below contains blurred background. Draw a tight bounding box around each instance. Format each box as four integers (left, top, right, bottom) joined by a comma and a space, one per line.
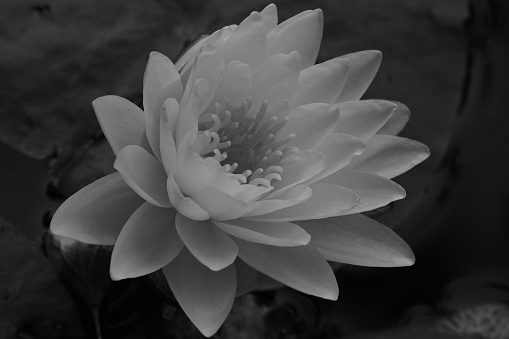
1, 0, 508, 338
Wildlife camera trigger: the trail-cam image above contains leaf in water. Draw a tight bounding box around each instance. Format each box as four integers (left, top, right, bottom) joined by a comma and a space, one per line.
0, 218, 83, 339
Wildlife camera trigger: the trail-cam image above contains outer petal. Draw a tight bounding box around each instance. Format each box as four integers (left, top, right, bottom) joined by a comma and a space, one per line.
346, 134, 430, 179
143, 52, 183, 160
93, 95, 148, 155
167, 175, 210, 221
163, 249, 236, 337
221, 11, 267, 71
213, 219, 311, 246
335, 50, 382, 103
269, 9, 323, 70
114, 145, 171, 207
306, 133, 365, 184
175, 214, 238, 271
50, 173, 143, 245
110, 203, 183, 280
278, 103, 340, 151
334, 100, 397, 141
250, 51, 301, 113
298, 214, 415, 267
376, 101, 411, 136
248, 183, 361, 222
236, 239, 338, 300
320, 169, 406, 214
290, 58, 349, 108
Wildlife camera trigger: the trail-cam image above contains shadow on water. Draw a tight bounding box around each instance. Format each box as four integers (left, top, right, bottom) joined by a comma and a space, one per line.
0, 141, 59, 241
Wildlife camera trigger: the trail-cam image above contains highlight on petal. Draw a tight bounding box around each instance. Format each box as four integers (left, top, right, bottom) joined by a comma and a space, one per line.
270, 9, 323, 70
376, 101, 411, 136
290, 57, 349, 108
50, 173, 144, 245
335, 50, 382, 103
110, 203, 183, 280
249, 183, 361, 222
221, 11, 267, 71
250, 51, 301, 113
114, 145, 171, 208
307, 133, 365, 184
160, 98, 179, 175
163, 248, 236, 337
320, 169, 406, 214
93, 95, 147, 155
298, 214, 415, 267
346, 134, 431, 179
237, 239, 338, 300
278, 103, 340, 151
213, 218, 311, 246
175, 213, 238, 271
167, 175, 210, 221
334, 100, 397, 141
143, 52, 183, 160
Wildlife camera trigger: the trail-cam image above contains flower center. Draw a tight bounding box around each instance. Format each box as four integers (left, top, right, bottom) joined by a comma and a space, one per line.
196, 98, 298, 188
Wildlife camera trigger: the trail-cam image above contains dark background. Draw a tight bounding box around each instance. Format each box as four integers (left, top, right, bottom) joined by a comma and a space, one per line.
1, 0, 508, 338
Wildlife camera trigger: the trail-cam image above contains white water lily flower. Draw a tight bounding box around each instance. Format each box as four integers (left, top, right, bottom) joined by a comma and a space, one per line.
51, 4, 429, 337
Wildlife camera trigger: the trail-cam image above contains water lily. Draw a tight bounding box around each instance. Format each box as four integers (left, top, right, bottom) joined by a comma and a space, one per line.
51, 3, 429, 337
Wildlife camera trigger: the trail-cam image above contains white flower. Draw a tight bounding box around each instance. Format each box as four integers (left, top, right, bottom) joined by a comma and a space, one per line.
51, 4, 429, 337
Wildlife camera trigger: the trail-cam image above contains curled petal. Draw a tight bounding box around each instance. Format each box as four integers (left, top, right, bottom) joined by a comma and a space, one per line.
298, 214, 415, 267
290, 57, 349, 108
221, 11, 267, 71
278, 103, 340, 151
237, 239, 338, 300
269, 9, 323, 70
167, 175, 209, 221
93, 96, 148, 155
163, 249, 236, 337
110, 203, 183, 280
320, 169, 406, 214
213, 218, 311, 247
175, 214, 238, 271
335, 50, 382, 103
377, 101, 411, 136
143, 52, 183, 160
347, 134, 430, 179
334, 100, 397, 141
114, 145, 171, 208
50, 173, 143, 245
249, 183, 361, 222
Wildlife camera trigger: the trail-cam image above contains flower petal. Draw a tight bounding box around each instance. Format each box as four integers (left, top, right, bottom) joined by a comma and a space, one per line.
278, 103, 340, 151
260, 3, 278, 31
250, 183, 361, 222
270, 9, 323, 70
211, 60, 252, 109
290, 57, 349, 108
50, 173, 144, 245
298, 214, 415, 267
334, 100, 397, 141
213, 218, 311, 247
376, 101, 411, 136
335, 50, 382, 103
93, 95, 148, 155
114, 145, 171, 207
250, 51, 301, 113
143, 52, 183, 160
346, 134, 430, 179
163, 248, 236, 337
191, 186, 256, 221
175, 131, 211, 196
176, 78, 209, 146
269, 150, 326, 198
110, 203, 183, 280
175, 213, 238, 271
236, 239, 338, 300
307, 133, 365, 184
243, 185, 312, 217
175, 34, 209, 71
320, 169, 406, 214
221, 11, 267, 71
160, 98, 179, 174
167, 175, 210, 221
